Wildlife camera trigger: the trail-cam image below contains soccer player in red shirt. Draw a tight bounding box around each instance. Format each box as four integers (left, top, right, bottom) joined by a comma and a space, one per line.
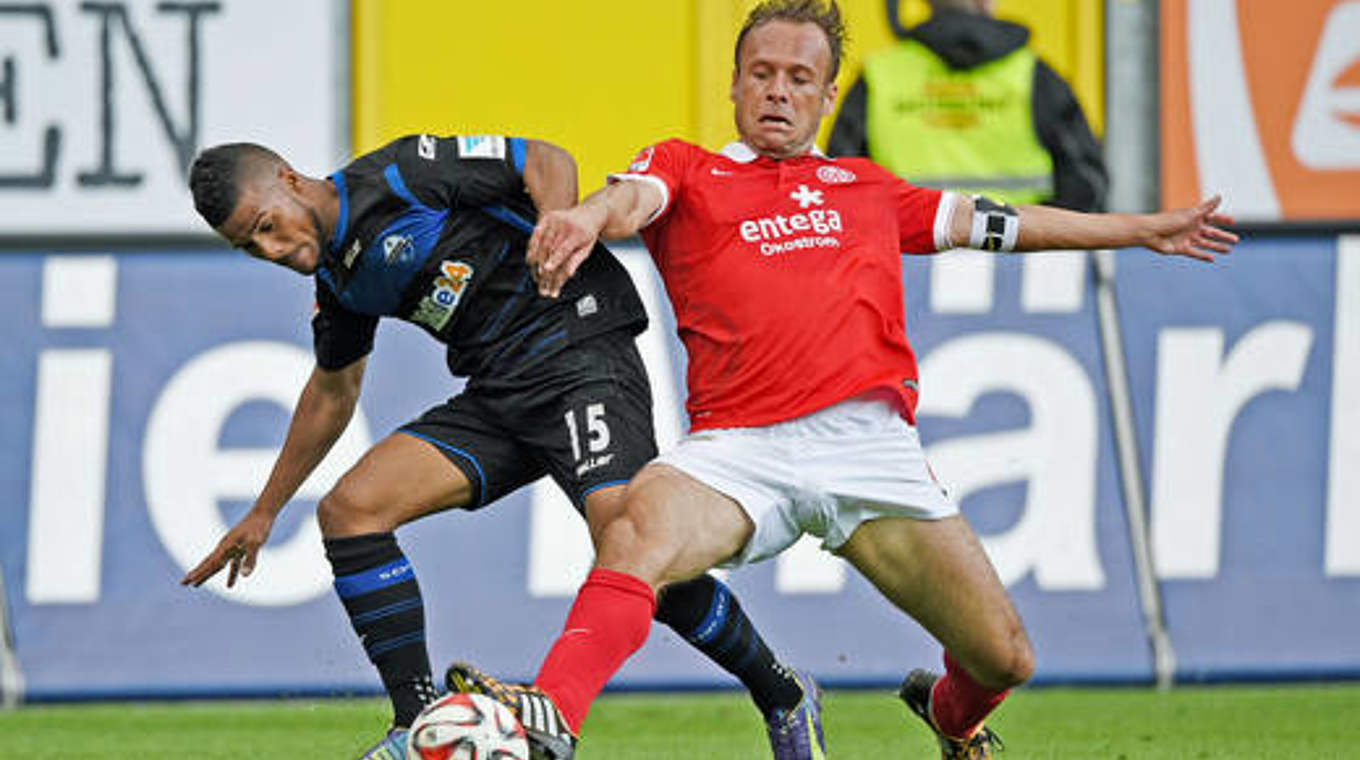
446, 2, 1237, 759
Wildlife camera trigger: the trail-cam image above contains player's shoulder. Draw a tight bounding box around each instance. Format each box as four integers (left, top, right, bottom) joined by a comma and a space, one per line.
341, 135, 418, 179
628, 138, 702, 168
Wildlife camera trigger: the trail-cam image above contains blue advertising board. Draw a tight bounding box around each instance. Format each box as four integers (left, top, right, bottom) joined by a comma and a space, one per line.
0, 236, 1356, 701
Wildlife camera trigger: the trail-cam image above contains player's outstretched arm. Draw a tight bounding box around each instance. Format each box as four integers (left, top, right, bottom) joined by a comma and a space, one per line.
521, 139, 580, 215
946, 194, 1238, 262
180, 358, 366, 588
526, 179, 664, 298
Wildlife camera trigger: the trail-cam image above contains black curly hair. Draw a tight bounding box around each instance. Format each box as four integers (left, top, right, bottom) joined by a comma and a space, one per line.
187, 143, 284, 229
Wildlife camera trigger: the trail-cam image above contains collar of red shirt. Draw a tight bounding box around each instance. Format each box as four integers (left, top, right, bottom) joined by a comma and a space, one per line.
719, 141, 830, 163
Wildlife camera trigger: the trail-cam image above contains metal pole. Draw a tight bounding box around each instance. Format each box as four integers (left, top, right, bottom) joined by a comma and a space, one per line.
1092, 251, 1176, 689
1102, 0, 1175, 689
0, 567, 23, 708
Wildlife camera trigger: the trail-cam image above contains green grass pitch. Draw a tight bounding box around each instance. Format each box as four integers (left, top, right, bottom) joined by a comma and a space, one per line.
1, 683, 1355, 759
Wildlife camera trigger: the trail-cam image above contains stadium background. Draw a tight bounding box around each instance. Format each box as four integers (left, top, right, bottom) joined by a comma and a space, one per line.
1, 0, 1357, 707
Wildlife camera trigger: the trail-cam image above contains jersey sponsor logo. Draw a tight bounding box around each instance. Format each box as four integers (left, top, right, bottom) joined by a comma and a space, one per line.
738, 208, 844, 256
381, 233, 415, 265
789, 183, 824, 208
710, 167, 733, 176
627, 146, 655, 173
410, 260, 475, 331
816, 165, 856, 184
418, 134, 437, 160
455, 135, 506, 160
739, 184, 844, 257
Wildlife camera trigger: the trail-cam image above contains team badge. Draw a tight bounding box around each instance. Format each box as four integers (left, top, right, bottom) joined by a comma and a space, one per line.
816, 165, 856, 185
382, 234, 415, 265
627, 146, 655, 173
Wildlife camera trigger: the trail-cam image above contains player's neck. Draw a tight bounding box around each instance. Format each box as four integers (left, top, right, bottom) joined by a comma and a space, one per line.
314, 176, 341, 246
742, 138, 820, 161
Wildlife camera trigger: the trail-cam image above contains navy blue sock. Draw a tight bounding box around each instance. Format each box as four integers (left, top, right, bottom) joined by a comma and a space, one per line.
325, 533, 438, 727
655, 574, 803, 717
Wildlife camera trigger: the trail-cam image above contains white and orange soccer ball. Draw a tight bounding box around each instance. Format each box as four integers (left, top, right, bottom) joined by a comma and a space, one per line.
407, 692, 529, 760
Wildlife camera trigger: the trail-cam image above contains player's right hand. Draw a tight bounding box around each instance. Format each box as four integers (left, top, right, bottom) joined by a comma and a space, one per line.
527, 206, 604, 298
180, 509, 275, 589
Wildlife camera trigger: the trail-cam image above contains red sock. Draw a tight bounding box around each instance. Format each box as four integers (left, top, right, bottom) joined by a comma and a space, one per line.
930, 652, 1010, 739
533, 568, 656, 733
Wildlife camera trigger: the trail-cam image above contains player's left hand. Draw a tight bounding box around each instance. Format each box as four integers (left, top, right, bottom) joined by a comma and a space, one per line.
1144, 195, 1239, 262
527, 205, 606, 298
180, 509, 275, 588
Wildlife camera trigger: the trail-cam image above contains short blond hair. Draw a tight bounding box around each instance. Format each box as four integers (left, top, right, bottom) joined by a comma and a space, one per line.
735, 0, 847, 81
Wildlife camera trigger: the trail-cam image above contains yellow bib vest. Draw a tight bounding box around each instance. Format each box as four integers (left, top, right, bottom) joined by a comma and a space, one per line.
863, 42, 1053, 205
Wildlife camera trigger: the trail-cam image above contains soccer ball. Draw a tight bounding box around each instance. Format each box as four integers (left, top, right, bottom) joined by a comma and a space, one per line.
407, 692, 530, 760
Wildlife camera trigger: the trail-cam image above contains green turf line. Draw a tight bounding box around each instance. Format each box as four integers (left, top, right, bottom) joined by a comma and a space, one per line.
0, 684, 1356, 759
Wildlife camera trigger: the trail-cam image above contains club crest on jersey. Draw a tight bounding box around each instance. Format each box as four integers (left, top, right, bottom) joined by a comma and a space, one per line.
411, 260, 475, 331
816, 165, 856, 185
382, 233, 415, 265
627, 146, 655, 173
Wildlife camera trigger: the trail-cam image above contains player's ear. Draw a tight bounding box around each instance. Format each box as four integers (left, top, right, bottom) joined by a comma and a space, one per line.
279, 165, 302, 193
821, 80, 838, 118
730, 67, 740, 105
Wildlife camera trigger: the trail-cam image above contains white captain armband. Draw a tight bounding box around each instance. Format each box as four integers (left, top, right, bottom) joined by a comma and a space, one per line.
968, 195, 1020, 252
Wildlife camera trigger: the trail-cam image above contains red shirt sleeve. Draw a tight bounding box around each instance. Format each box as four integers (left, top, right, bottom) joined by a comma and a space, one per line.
893, 177, 950, 255
608, 139, 696, 226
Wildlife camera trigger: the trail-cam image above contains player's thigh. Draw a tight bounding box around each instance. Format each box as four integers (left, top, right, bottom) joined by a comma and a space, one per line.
320, 432, 475, 536
596, 463, 754, 588
836, 515, 1033, 687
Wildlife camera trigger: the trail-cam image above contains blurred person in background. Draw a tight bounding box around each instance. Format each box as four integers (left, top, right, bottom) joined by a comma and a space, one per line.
829, 0, 1106, 211
180, 135, 812, 760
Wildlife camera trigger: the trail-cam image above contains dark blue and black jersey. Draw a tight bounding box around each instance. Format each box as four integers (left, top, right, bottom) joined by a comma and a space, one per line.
312, 134, 647, 379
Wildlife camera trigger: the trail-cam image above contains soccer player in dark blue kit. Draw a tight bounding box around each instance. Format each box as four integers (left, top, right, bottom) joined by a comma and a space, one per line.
180, 135, 822, 760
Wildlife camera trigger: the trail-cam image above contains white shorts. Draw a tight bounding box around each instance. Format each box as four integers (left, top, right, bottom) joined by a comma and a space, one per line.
655, 394, 958, 567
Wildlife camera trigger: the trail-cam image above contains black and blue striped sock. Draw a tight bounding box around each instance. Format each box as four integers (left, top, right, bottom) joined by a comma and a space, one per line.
325, 533, 438, 727
656, 574, 803, 717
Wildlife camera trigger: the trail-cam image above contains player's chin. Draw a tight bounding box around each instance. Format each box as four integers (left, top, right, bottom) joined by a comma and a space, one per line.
751, 132, 805, 159
288, 246, 320, 275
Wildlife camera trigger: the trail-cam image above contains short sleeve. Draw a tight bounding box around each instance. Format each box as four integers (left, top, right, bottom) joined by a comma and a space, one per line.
894, 179, 952, 255
394, 134, 529, 211
607, 139, 694, 227
312, 279, 379, 371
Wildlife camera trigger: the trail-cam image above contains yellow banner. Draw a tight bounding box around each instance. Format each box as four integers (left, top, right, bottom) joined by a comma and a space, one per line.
352, 0, 1102, 192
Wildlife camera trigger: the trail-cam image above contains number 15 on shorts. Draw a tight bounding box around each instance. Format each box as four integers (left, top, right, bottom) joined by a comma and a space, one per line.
565, 402, 614, 474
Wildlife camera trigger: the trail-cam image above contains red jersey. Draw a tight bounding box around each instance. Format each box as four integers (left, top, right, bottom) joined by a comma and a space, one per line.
613, 139, 954, 432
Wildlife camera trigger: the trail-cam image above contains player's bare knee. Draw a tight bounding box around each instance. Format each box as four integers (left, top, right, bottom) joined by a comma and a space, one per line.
318, 484, 388, 537
595, 502, 680, 586
1000, 635, 1036, 688
979, 628, 1035, 689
